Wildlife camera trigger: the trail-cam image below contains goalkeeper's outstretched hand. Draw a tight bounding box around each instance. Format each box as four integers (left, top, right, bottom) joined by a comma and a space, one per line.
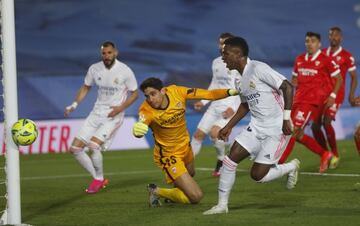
227, 89, 239, 96
133, 121, 149, 137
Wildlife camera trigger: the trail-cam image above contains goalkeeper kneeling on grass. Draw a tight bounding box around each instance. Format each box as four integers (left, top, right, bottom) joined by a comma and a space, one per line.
133, 77, 239, 206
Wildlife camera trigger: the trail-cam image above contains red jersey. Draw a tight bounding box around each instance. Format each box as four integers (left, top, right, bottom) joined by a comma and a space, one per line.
322, 46, 356, 103
292, 50, 340, 105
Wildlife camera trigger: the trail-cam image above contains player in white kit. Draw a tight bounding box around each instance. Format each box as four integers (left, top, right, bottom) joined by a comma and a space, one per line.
191, 32, 240, 177
64, 41, 138, 194
203, 37, 300, 215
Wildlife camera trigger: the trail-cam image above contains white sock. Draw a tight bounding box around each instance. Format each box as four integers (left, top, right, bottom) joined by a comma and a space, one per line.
218, 156, 238, 206
191, 137, 202, 156
257, 162, 296, 183
213, 139, 225, 161
89, 141, 104, 180
72, 146, 96, 179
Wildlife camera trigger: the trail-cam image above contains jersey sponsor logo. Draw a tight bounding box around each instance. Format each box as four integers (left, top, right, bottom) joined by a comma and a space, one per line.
246, 92, 260, 107
295, 111, 305, 121
298, 68, 318, 76
159, 109, 185, 126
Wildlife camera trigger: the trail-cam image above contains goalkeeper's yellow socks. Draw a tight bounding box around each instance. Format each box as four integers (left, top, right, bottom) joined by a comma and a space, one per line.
157, 187, 190, 204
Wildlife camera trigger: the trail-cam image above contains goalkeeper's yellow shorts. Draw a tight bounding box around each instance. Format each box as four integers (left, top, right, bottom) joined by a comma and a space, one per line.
153, 142, 193, 184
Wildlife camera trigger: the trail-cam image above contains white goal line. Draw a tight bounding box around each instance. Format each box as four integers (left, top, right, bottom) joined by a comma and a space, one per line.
20, 167, 360, 181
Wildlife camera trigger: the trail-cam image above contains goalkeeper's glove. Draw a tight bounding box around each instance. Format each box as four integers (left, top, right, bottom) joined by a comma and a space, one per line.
133, 121, 149, 137
227, 89, 239, 96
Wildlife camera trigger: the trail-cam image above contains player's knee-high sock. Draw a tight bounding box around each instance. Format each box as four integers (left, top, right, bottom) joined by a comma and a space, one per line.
355, 136, 360, 155
72, 146, 96, 179
312, 127, 328, 150
157, 187, 190, 204
191, 137, 202, 156
324, 124, 338, 157
278, 137, 296, 164
213, 139, 225, 161
89, 141, 104, 180
298, 134, 324, 156
257, 162, 296, 183
218, 156, 237, 206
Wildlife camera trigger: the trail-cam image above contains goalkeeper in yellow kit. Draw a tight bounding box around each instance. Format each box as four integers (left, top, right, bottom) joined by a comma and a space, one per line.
133, 77, 238, 206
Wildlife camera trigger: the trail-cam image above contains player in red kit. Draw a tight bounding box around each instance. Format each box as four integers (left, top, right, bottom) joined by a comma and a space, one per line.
311, 27, 358, 169
279, 32, 342, 173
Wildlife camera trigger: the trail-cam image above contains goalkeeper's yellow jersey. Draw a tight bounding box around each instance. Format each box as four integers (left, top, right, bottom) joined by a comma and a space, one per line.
138, 85, 230, 149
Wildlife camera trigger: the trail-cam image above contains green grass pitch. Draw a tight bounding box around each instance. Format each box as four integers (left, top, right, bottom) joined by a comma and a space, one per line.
1, 140, 360, 226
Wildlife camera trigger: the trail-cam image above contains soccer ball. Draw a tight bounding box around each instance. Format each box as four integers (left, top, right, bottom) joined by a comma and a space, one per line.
11, 118, 38, 146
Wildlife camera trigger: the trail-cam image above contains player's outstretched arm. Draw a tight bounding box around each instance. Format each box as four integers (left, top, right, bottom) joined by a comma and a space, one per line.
64, 85, 91, 117
185, 88, 238, 101
279, 80, 294, 135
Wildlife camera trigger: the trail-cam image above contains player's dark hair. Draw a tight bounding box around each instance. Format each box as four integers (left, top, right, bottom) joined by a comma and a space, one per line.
330, 26, 342, 33
223, 36, 249, 56
101, 41, 116, 49
305, 32, 321, 41
140, 77, 164, 92
219, 32, 235, 40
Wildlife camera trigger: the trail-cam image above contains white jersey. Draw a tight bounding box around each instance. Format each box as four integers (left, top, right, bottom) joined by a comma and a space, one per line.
235, 58, 286, 135
85, 59, 138, 117
201, 56, 240, 109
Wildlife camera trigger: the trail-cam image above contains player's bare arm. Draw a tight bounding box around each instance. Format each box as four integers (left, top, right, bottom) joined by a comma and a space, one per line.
64, 84, 91, 117
325, 73, 343, 108
279, 80, 294, 135
348, 70, 358, 106
218, 103, 249, 142
108, 89, 139, 118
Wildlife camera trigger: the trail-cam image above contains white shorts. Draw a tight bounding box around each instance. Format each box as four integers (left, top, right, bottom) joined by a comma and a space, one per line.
76, 112, 124, 150
197, 106, 231, 134
234, 125, 290, 165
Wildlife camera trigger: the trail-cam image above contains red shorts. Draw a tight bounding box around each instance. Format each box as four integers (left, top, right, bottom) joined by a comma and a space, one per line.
291, 103, 321, 128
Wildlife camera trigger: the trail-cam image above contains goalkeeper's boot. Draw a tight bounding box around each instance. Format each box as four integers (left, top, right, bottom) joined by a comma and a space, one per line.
147, 183, 161, 207
329, 156, 340, 169
203, 204, 228, 215
319, 151, 333, 173
86, 178, 109, 194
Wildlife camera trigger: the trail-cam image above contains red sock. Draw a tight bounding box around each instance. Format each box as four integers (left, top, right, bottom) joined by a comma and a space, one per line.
355, 136, 360, 156
312, 127, 328, 150
299, 134, 324, 156
278, 137, 296, 164
324, 124, 338, 157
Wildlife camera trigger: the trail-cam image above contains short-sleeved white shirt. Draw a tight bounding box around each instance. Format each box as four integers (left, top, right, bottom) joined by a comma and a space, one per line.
201, 56, 240, 109
235, 58, 286, 135
85, 59, 138, 117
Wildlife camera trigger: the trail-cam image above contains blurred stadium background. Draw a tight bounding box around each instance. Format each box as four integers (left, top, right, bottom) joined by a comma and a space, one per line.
1, 0, 360, 154
1, 1, 360, 225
